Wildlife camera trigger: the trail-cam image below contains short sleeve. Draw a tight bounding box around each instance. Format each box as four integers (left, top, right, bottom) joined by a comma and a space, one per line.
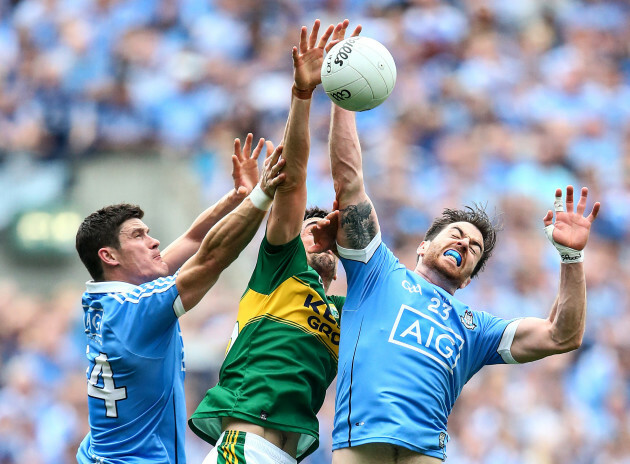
340, 238, 401, 310
475, 311, 517, 367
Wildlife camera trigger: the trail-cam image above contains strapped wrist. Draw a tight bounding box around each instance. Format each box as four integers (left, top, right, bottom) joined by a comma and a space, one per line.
292, 85, 314, 100
544, 225, 584, 263
248, 184, 273, 211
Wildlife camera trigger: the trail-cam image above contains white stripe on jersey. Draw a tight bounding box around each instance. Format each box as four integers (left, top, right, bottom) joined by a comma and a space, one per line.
337, 232, 382, 263
110, 282, 177, 305
498, 319, 522, 364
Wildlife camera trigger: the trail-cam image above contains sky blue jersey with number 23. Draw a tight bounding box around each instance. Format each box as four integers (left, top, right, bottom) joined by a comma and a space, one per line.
77, 274, 187, 464
333, 236, 517, 460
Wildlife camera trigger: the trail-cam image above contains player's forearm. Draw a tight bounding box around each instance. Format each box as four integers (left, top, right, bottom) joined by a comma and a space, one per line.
549, 263, 587, 350
329, 104, 379, 249
278, 91, 312, 190
177, 200, 267, 310
265, 89, 312, 245
329, 104, 365, 204
162, 188, 245, 272
187, 188, 245, 241
197, 199, 266, 267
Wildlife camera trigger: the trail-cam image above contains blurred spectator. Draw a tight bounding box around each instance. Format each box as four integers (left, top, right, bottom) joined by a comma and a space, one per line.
2, 0, 630, 463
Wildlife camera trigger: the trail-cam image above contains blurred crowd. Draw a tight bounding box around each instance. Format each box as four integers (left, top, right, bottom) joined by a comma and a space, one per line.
2, 0, 630, 462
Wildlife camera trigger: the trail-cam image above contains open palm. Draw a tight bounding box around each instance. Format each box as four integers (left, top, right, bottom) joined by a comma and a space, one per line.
543, 186, 600, 250
293, 20, 336, 91
232, 133, 265, 194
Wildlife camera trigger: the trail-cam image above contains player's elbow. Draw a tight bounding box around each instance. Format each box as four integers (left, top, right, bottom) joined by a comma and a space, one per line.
550, 332, 583, 354
564, 334, 583, 352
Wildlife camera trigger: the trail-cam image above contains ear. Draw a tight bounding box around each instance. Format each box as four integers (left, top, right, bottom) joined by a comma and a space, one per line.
98, 247, 120, 267
459, 277, 472, 290
417, 241, 429, 257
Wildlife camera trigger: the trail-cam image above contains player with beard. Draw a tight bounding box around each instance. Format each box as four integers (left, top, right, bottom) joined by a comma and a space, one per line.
306, 20, 601, 464
189, 20, 345, 464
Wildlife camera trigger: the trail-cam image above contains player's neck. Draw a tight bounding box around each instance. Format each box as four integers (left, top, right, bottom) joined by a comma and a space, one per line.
322, 276, 334, 293
413, 265, 458, 295
103, 268, 144, 287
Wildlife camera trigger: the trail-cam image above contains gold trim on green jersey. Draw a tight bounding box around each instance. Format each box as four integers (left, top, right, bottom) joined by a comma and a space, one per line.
234, 276, 340, 360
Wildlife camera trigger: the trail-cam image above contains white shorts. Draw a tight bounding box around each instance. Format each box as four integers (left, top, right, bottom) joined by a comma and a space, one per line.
202, 430, 297, 464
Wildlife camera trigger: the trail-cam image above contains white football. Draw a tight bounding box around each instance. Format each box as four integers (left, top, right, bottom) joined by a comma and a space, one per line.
321, 36, 397, 112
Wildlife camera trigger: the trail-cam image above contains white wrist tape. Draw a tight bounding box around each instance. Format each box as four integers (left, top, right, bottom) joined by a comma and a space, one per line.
544, 225, 583, 263
248, 184, 273, 211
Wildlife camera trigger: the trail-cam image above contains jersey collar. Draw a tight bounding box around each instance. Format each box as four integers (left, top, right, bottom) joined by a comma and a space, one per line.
85, 280, 139, 294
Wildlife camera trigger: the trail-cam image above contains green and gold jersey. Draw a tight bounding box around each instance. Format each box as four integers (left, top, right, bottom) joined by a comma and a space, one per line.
189, 234, 344, 461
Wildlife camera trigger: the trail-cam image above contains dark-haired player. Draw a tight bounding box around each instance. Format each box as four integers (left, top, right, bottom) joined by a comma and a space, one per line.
76, 135, 285, 464
324, 107, 600, 464
189, 20, 345, 464
309, 20, 601, 463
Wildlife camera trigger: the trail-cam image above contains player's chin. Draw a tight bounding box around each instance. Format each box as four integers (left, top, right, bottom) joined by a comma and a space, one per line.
156, 262, 170, 277
437, 261, 464, 280
309, 252, 337, 275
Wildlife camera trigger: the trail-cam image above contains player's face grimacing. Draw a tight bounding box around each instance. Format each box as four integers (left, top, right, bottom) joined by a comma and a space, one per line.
111, 218, 170, 285
418, 222, 484, 286
301, 219, 338, 285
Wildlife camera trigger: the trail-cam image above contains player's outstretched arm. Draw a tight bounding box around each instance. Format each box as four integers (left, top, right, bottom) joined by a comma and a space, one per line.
266, 19, 338, 246
509, 186, 600, 363
176, 145, 286, 311
162, 134, 267, 273
328, 20, 380, 251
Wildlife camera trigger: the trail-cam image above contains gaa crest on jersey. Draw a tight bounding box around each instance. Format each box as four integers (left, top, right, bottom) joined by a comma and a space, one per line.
329, 304, 340, 320
460, 310, 477, 330
439, 432, 447, 449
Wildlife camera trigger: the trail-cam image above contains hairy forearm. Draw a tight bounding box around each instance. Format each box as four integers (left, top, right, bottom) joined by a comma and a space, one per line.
265, 90, 312, 245
162, 188, 245, 273
329, 104, 379, 249
329, 104, 364, 202
196, 200, 266, 268
550, 263, 586, 348
177, 200, 266, 310
187, 189, 245, 241
278, 93, 311, 189
510, 265, 587, 363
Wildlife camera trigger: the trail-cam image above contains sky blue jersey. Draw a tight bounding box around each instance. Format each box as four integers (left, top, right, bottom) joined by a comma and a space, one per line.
77, 274, 187, 464
333, 237, 517, 460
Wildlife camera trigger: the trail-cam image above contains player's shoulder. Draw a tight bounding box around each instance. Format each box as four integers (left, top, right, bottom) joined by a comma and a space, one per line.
85, 276, 178, 309
341, 236, 404, 272
138, 274, 178, 290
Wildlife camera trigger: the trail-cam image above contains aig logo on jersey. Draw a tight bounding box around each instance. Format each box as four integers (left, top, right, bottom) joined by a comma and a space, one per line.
388, 304, 465, 373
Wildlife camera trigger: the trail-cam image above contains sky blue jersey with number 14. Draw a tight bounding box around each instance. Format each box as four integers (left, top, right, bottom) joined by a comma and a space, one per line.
333, 236, 518, 460
77, 274, 187, 464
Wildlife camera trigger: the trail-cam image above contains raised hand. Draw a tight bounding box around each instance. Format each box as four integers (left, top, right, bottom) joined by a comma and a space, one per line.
308, 201, 340, 254
259, 144, 286, 198
326, 19, 362, 52
543, 186, 600, 251
232, 133, 264, 196
293, 19, 337, 91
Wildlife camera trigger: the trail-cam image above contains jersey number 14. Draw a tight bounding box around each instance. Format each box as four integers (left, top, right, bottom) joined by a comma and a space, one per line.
87, 353, 128, 418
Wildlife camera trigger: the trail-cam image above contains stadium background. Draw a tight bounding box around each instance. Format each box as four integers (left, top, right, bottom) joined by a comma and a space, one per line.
1, 0, 630, 462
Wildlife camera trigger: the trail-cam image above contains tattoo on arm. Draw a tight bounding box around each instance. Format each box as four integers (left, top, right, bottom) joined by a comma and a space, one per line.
340, 201, 377, 249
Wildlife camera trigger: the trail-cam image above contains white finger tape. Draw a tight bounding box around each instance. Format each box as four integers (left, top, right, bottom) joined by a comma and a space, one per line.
554, 198, 564, 213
